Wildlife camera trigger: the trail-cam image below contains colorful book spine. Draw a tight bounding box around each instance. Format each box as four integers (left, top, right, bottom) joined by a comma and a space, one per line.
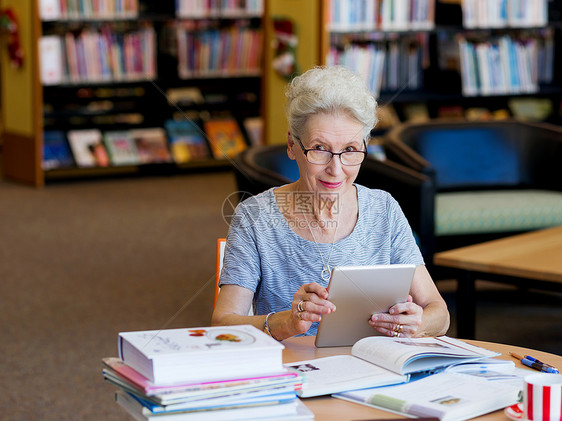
39, 0, 138, 21
176, 22, 262, 78
41, 25, 156, 85
328, 0, 435, 33
462, 0, 547, 29
176, 0, 263, 18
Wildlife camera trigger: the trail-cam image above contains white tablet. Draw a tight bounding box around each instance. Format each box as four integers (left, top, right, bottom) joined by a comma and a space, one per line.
315, 264, 416, 348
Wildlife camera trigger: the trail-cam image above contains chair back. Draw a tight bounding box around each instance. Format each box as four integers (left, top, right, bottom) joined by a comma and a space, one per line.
215, 237, 254, 315
214, 238, 226, 306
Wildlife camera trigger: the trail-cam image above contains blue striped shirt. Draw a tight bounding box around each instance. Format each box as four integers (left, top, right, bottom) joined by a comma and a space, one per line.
219, 184, 424, 336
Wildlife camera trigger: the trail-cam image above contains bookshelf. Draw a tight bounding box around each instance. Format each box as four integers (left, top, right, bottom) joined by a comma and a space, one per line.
1, 0, 264, 186
316, 0, 562, 130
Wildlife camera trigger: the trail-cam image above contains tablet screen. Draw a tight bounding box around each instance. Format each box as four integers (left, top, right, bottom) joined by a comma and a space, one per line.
315, 264, 415, 348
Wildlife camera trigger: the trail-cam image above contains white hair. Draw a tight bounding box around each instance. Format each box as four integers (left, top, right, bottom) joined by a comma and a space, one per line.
285, 65, 378, 141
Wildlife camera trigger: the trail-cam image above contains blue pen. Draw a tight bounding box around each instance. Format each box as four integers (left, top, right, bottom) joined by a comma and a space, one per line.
525, 355, 547, 365
524, 355, 560, 372
511, 352, 559, 373
521, 358, 559, 373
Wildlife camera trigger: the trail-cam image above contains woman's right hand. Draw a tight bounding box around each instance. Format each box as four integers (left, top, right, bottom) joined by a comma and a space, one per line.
290, 282, 336, 335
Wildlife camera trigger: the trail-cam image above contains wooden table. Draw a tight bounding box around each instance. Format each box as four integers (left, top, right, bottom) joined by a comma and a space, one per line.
433, 226, 562, 339
283, 336, 562, 421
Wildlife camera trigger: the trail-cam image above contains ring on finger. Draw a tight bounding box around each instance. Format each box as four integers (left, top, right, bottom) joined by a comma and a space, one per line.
396, 324, 403, 333
297, 312, 303, 321
297, 300, 305, 313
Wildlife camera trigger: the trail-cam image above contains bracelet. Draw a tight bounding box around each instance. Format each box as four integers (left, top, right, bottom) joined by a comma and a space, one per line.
264, 312, 277, 340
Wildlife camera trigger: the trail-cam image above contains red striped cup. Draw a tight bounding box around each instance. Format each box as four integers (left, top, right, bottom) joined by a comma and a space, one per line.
524, 374, 562, 421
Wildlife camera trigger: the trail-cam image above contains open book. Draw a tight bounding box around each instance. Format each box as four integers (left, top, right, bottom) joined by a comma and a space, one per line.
350, 335, 499, 375
334, 371, 521, 421
285, 336, 498, 397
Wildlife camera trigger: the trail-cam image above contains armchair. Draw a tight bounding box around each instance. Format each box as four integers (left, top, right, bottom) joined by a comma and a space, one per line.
383, 120, 562, 267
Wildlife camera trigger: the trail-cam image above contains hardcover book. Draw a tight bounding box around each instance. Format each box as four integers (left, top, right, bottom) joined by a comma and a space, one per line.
103, 131, 140, 166
67, 129, 110, 167
164, 119, 210, 163
117, 325, 285, 385
129, 128, 172, 164
203, 117, 247, 160
42, 131, 74, 170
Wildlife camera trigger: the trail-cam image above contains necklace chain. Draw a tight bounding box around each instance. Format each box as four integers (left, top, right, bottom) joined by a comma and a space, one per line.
301, 202, 341, 282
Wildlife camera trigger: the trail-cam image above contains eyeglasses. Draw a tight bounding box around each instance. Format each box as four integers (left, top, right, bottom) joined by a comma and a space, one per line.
294, 135, 368, 166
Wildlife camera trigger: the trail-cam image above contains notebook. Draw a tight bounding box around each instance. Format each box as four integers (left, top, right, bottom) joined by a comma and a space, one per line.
315, 264, 416, 348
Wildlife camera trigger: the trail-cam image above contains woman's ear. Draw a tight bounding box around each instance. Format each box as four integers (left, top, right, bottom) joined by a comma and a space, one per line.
287, 132, 296, 160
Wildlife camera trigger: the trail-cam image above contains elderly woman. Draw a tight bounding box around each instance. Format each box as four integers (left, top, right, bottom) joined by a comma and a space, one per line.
212, 66, 449, 341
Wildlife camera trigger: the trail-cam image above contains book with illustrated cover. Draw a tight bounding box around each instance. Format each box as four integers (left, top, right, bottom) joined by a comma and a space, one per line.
164, 119, 210, 163
103, 131, 140, 166
67, 129, 110, 167
118, 325, 285, 385
42, 131, 74, 170
129, 128, 172, 164
203, 117, 247, 160
334, 371, 520, 420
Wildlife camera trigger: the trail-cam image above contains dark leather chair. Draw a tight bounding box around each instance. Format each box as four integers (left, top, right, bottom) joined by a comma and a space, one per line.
231, 144, 434, 262
383, 119, 562, 266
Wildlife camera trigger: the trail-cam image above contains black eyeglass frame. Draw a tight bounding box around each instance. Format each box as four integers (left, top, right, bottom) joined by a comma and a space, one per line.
293, 135, 368, 166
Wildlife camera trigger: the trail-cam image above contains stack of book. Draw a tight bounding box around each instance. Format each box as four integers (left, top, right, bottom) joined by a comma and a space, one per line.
103, 325, 312, 420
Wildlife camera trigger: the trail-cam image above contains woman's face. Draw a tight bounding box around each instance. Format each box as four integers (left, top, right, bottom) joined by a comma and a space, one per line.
288, 112, 365, 197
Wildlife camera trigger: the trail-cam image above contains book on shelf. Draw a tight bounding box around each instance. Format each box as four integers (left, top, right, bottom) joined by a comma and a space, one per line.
462, 0, 548, 29
115, 389, 313, 421
176, 22, 263, 78
164, 119, 211, 164
39, 0, 139, 21
334, 370, 520, 421
102, 357, 300, 406
242, 117, 264, 146
117, 325, 285, 385
39, 36, 64, 85
176, 0, 263, 18
328, 0, 435, 32
283, 336, 498, 398
103, 131, 140, 166
42, 131, 74, 170
67, 129, 110, 167
42, 25, 156, 85
129, 128, 172, 164
203, 117, 248, 160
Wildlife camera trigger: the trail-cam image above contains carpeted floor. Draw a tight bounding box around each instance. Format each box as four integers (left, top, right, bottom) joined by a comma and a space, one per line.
1, 170, 561, 420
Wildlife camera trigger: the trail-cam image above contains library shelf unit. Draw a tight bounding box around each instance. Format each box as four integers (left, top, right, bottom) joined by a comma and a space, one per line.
1, 0, 264, 187
317, 0, 562, 130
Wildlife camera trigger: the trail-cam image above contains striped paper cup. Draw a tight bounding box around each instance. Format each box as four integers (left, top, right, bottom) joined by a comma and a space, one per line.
524, 373, 562, 421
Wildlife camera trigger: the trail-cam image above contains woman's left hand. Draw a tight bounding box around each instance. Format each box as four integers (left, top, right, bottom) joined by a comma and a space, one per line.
368, 295, 423, 338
